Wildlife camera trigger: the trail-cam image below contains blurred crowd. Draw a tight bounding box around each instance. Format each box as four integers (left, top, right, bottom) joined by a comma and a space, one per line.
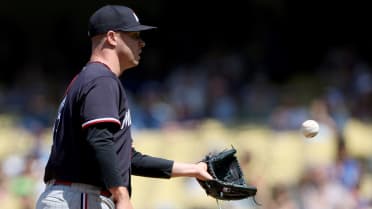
2, 45, 372, 131
0, 44, 372, 209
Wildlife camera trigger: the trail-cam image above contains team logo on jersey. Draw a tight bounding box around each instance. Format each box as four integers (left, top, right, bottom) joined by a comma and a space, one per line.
121, 110, 132, 129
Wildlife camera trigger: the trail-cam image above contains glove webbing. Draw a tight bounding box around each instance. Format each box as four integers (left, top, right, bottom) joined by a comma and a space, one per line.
209, 155, 246, 185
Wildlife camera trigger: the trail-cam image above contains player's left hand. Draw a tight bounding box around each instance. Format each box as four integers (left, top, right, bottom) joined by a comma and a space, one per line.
195, 162, 213, 181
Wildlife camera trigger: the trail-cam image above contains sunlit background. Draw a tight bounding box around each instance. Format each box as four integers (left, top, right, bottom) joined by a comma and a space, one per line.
0, 1, 371, 209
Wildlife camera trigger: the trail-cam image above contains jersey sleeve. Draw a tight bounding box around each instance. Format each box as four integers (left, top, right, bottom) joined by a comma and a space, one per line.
85, 124, 124, 188
131, 147, 174, 178
80, 77, 121, 129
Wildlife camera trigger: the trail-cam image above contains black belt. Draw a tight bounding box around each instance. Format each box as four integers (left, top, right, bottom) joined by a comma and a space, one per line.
52, 180, 111, 198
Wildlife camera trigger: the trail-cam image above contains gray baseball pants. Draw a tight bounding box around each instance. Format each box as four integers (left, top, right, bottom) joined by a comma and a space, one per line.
36, 181, 115, 209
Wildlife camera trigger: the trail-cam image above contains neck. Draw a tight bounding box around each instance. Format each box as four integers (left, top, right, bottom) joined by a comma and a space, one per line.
90, 52, 122, 77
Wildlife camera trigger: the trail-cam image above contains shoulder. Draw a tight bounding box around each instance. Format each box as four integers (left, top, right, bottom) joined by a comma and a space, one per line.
77, 62, 121, 87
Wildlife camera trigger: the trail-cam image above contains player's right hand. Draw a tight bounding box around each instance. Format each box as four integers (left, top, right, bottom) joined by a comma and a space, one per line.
115, 199, 134, 209
110, 186, 133, 209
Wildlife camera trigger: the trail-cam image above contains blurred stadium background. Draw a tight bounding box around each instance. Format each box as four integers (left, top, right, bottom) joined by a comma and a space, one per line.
0, 1, 372, 209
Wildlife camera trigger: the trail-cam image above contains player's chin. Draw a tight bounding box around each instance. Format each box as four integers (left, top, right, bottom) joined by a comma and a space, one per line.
131, 55, 141, 63
130, 57, 140, 66
133, 58, 140, 66
124, 61, 139, 70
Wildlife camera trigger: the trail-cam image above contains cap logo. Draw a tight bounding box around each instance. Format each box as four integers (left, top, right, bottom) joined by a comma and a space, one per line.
132, 12, 140, 23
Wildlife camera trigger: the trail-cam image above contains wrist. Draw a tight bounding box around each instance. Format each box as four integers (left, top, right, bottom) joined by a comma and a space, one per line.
188, 164, 199, 178
171, 162, 198, 178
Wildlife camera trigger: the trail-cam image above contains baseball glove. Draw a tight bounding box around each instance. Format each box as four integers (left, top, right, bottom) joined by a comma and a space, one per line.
197, 147, 257, 201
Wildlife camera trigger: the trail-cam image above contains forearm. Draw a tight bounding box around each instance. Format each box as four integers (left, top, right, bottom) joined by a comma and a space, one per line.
131, 148, 173, 178
171, 162, 213, 181
171, 162, 199, 177
131, 148, 213, 181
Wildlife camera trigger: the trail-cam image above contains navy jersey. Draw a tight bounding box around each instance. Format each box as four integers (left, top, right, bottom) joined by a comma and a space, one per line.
44, 62, 132, 188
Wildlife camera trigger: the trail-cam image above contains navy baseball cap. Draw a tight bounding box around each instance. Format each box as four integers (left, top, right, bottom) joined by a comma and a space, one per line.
88, 5, 156, 37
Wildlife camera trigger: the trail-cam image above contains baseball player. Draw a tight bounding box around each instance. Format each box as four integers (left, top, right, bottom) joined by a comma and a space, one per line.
36, 5, 212, 209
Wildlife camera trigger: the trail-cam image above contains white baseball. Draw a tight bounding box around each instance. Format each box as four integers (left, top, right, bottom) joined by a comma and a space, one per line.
301, 120, 319, 138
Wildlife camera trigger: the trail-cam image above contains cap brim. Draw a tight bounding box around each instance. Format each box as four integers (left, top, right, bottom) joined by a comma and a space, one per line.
123, 24, 157, 32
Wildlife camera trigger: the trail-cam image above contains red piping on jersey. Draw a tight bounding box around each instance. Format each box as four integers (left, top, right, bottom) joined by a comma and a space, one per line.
82, 118, 121, 129
64, 74, 79, 96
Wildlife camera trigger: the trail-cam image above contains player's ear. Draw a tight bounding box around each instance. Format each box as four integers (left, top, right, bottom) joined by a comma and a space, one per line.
106, 30, 118, 46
